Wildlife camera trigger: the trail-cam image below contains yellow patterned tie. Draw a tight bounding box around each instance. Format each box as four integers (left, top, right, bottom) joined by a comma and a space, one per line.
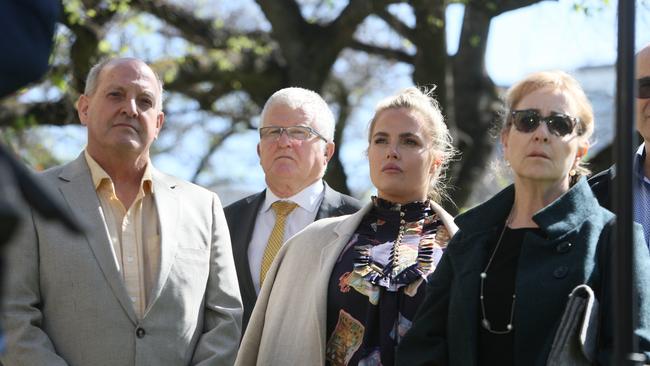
260, 201, 298, 286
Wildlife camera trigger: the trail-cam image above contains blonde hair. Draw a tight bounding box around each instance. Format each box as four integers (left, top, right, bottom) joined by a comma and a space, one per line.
502, 71, 594, 183
368, 87, 455, 203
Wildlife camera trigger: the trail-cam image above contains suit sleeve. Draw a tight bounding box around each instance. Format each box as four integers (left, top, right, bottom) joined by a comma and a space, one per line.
396, 234, 459, 366
0, 208, 69, 365
596, 221, 650, 364
191, 194, 243, 366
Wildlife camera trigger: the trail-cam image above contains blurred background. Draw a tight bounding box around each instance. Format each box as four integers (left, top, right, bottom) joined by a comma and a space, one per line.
1, 0, 649, 213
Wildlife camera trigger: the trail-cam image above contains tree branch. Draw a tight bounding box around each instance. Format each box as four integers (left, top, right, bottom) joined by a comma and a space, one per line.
191, 128, 237, 183
374, 5, 415, 42
348, 40, 414, 63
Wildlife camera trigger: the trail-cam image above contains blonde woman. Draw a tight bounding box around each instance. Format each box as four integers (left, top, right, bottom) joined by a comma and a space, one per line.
236, 87, 457, 365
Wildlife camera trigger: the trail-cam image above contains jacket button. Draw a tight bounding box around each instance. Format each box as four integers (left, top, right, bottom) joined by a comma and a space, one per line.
556, 242, 572, 253
136, 326, 146, 338
553, 266, 569, 279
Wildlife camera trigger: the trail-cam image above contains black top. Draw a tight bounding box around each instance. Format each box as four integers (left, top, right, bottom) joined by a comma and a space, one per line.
477, 226, 543, 366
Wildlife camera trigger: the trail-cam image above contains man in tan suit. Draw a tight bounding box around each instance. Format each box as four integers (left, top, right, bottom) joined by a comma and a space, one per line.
1, 57, 242, 366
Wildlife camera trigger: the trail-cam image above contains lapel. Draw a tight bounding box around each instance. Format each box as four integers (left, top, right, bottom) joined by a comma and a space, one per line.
452, 227, 494, 364
315, 183, 343, 220
312, 203, 373, 355
452, 185, 516, 363
233, 192, 265, 307
145, 169, 180, 315
57, 154, 138, 323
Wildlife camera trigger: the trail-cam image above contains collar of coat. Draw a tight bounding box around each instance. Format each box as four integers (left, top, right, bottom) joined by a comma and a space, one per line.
455, 177, 607, 241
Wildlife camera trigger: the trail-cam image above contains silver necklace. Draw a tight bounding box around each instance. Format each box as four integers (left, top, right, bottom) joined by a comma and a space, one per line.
479, 219, 516, 335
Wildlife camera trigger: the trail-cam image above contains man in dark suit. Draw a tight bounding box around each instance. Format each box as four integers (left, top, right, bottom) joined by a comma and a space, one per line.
0, 0, 59, 97
224, 87, 361, 330
589, 43, 650, 247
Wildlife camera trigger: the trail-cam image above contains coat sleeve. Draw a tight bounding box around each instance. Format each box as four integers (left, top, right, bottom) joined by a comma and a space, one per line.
0, 208, 69, 366
191, 194, 243, 366
396, 233, 460, 366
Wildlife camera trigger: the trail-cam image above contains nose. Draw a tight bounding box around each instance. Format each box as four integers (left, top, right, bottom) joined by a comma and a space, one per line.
386, 143, 400, 159
532, 121, 550, 142
121, 98, 138, 118
277, 129, 292, 147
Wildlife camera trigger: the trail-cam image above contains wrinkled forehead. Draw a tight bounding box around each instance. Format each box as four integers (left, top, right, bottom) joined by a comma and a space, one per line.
637, 47, 650, 78
262, 103, 318, 127
99, 59, 160, 93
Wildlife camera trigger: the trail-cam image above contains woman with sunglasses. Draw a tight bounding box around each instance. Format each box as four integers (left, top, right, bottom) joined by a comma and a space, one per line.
236, 87, 458, 366
396, 71, 650, 365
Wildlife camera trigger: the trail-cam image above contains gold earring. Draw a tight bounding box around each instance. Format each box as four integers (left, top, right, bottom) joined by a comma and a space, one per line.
569, 169, 577, 177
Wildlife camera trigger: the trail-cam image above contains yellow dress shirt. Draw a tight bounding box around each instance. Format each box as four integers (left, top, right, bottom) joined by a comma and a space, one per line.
84, 151, 161, 319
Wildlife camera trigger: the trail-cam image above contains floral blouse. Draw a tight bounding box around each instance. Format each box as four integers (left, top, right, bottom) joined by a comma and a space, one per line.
325, 197, 450, 366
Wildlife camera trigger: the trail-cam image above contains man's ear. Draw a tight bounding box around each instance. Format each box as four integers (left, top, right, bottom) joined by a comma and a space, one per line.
156, 112, 165, 132
257, 143, 261, 159
324, 142, 335, 163
77, 95, 90, 126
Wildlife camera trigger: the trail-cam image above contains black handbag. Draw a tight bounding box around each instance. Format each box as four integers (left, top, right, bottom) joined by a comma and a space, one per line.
546, 284, 599, 366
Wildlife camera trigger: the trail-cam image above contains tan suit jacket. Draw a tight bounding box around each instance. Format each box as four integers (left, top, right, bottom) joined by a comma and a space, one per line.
235, 202, 457, 366
1, 154, 242, 366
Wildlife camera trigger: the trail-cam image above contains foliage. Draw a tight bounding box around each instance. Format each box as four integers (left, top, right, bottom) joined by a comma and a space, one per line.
1, 0, 559, 211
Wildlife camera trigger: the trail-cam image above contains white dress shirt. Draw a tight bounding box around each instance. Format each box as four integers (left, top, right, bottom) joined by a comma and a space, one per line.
248, 180, 325, 294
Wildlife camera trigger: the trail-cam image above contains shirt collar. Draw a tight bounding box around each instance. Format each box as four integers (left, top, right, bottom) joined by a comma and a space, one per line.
635, 143, 649, 183
262, 179, 325, 213
84, 149, 154, 193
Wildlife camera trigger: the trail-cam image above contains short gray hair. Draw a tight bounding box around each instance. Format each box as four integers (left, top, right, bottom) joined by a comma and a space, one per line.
259, 87, 335, 141
84, 57, 165, 109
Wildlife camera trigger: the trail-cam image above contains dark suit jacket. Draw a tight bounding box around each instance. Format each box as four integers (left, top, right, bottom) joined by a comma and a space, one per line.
396, 178, 650, 366
0, 0, 59, 97
224, 183, 361, 331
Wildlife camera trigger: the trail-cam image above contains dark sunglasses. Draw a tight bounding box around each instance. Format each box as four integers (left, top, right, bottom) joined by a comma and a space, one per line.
638, 77, 650, 99
510, 109, 581, 137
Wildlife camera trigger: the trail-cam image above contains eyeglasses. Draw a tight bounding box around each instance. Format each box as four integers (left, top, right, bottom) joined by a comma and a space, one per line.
638, 77, 650, 99
259, 125, 328, 142
510, 109, 581, 137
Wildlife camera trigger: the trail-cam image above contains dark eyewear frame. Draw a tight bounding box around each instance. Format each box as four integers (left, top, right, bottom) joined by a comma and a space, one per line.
638, 77, 650, 99
259, 125, 328, 142
510, 109, 582, 137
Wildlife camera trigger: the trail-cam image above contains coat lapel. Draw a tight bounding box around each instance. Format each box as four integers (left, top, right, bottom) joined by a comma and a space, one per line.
146, 170, 180, 314
313, 203, 372, 355
453, 228, 494, 365
57, 154, 137, 323
235, 192, 265, 309
315, 183, 342, 220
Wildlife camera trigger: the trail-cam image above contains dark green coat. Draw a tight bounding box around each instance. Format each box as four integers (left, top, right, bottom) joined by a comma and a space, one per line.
397, 178, 650, 365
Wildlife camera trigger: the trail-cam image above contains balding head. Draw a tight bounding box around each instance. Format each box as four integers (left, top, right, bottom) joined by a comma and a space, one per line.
636, 44, 650, 142
85, 57, 164, 110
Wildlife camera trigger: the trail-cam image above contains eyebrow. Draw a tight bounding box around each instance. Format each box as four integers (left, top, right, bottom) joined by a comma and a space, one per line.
372, 131, 421, 139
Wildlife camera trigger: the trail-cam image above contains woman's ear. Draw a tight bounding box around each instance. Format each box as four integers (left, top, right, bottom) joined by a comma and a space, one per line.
429, 153, 443, 175
577, 142, 589, 159
501, 128, 510, 161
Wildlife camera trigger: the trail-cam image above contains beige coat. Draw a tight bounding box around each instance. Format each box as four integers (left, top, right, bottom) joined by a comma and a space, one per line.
235, 201, 457, 366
